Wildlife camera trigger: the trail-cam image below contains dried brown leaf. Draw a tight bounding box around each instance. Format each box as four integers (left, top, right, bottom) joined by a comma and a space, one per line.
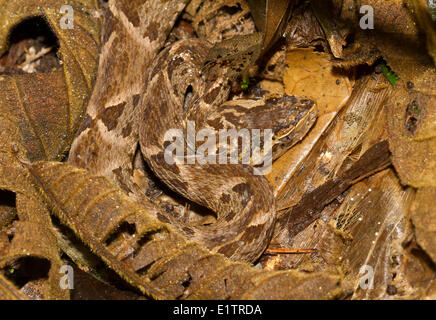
386, 71, 436, 188
0, 0, 101, 161
0, 273, 29, 300
267, 48, 353, 194
269, 74, 392, 251
0, 150, 68, 300
246, 0, 294, 54
25, 161, 344, 299
192, 0, 256, 44
405, 0, 436, 65
0, 153, 69, 299
310, 0, 347, 58
411, 187, 436, 263
338, 170, 414, 299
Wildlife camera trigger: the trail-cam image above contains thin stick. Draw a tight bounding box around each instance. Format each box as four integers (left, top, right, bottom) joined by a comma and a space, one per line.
265, 248, 317, 255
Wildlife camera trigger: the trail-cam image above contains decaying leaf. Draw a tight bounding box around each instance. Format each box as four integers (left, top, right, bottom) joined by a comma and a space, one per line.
336, 169, 436, 299
191, 0, 257, 44
0, 0, 101, 299
372, 0, 436, 191
386, 70, 436, 188
0, 0, 435, 301
0, 0, 101, 161
406, 0, 436, 65
0, 158, 69, 299
337, 170, 414, 299
262, 169, 422, 298
269, 73, 392, 249
267, 48, 353, 194
0, 113, 69, 299
0, 273, 28, 300
411, 187, 436, 264
246, 0, 294, 54
25, 161, 343, 299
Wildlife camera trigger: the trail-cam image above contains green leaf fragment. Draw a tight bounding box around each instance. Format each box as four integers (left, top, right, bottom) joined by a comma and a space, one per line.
241, 77, 250, 90
380, 63, 399, 86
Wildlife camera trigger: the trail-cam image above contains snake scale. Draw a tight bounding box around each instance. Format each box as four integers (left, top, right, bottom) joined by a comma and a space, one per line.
69, 0, 317, 263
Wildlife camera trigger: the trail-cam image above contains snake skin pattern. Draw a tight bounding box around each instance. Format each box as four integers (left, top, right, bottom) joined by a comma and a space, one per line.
69, 0, 317, 262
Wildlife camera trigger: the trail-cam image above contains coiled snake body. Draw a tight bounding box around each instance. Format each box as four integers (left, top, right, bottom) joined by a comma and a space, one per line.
70, 1, 317, 263
139, 38, 317, 262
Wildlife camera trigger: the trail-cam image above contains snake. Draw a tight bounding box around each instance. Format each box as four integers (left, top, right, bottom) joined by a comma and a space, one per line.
69, 0, 317, 263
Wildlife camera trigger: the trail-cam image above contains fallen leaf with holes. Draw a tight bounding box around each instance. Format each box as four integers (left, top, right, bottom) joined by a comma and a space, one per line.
386, 70, 436, 188
0, 0, 435, 301
0, 0, 100, 161
0, 0, 100, 299
0, 131, 69, 299
24, 160, 343, 299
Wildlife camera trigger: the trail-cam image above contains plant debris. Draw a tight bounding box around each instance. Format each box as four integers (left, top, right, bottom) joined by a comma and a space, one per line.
0, 0, 435, 300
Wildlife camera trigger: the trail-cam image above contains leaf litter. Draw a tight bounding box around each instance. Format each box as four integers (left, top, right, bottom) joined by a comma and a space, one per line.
0, 0, 435, 300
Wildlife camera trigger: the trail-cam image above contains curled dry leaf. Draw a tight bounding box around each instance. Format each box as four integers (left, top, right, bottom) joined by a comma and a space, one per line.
405, 0, 436, 65
270, 73, 392, 248
0, 0, 101, 161
0, 0, 100, 299
0, 273, 29, 300
25, 161, 343, 299
0, 149, 69, 299
246, 0, 294, 55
